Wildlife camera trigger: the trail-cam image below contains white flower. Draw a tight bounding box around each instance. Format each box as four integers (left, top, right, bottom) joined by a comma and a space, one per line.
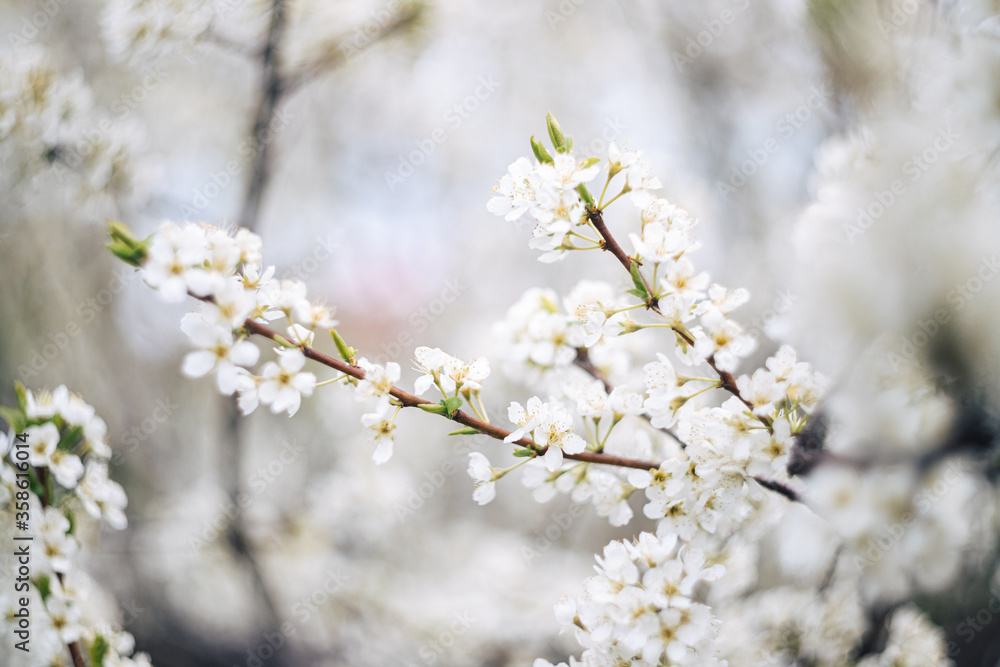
466, 452, 496, 505
202, 280, 256, 328
564, 280, 623, 346
25, 387, 60, 420
413, 346, 451, 395
538, 153, 600, 190
629, 217, 696, 264
39, 507, 78, 574
736, 369, 786, 416
286, 323, 315, 347
260, 279, 309, 314
26, 423, 84, 488
292, 300, 338, 330
257, 350, 316, 416
356, 359, 400, 401
487, 157, 542, 221
660, 257, 710, 301
535, 403, 587, 471
444, 355, 491, 392
361, 399, 396, 464
624, 158, 662, 191
608, 141, 639, 173
141, 222, 209, 302
75, 461, 129, 530
46, 595, 84, 644
696, 310, 756, 372
180, 312, 259, 395
504, 397, 549, 444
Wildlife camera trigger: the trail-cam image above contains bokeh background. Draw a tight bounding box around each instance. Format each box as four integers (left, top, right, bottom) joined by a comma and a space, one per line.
4, 0, 1000, 665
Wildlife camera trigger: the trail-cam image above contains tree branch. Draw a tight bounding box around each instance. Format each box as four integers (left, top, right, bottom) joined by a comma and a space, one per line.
237, 317, 660, 471
237, 0, 289, 231
282, 3, 423, 94
586, 208, 774, 433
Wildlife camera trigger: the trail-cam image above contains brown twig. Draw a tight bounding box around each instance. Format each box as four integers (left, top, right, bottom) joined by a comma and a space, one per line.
237, 317, 660, 471
586, 208, 774, 433
237, 0, 289, 230
282, 3, 423, 94
752, 476, 800, 502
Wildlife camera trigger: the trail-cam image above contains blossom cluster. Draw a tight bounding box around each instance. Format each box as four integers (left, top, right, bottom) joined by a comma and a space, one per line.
547, 532, 725, 666
0, 385, 151, 666
482, 115, 959, 666
0, 47, 138, 203
139, 221, 323, 418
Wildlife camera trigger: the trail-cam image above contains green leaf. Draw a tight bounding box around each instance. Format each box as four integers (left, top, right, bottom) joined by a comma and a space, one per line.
629, 262, 651, 301
441, 396, 463, 419
28, 469, 44, 497
417, 403, 447, 415
106, 221, 149, 266
14, 381, 28, 414
626, 288, 647, 299
447, 426, 480, 436
580, 157, 600, 169
34, 574, 52, 601
330, 329, 356, 364
0, 405, 26, 432
91, 633, 110, 667
57, 424, 83, 452
576, 184, 595, 208
512, 448, 535, 457
530, 136, 554, 164
65, 509, 76, 536
564, 135, 574, 153
546, 112, 567, 153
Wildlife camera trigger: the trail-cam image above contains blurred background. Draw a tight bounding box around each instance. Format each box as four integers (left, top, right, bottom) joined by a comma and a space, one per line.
3, 0, 1000, 665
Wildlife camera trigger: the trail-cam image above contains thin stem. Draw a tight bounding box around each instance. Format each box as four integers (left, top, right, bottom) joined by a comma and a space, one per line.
586, 207, 773, 434
597, 173, 613, 209
572, 347, 688, 449
567, 229, 601, 244
601, 188, 628, 209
